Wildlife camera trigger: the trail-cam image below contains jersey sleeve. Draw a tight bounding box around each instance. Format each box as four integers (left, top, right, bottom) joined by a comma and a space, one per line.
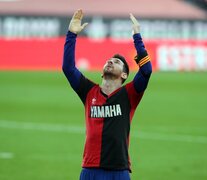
132, 33, 152, 93
124, 33, 152, 110
125, 82, 144, 110
62, 31, 82, 90
62, 31, 96, 104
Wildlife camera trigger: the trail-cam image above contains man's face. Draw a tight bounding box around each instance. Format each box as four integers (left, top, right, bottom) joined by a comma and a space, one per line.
103, 58, 126, 79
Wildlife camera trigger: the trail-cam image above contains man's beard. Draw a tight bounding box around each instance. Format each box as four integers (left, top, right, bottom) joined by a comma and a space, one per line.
102, 70, 119, 80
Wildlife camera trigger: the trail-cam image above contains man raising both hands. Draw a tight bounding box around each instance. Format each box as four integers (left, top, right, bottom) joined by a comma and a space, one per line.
62, 9, 152, 180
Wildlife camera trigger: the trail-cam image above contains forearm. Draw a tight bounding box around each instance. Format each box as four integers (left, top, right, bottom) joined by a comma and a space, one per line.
133, 33, 152, 93
62, 31, 81, 90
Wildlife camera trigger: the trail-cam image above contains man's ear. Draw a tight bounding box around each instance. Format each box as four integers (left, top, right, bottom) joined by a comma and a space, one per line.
121, 72, 128, 80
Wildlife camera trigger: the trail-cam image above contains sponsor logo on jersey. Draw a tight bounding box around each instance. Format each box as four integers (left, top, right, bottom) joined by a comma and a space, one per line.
92, 98, 96, 105
90, 104, 122, 118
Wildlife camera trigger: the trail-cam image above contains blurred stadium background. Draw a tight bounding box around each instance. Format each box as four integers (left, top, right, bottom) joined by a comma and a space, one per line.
0, 0, 207, 179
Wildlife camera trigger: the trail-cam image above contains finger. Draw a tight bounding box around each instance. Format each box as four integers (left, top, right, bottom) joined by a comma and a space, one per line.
73, 9, 82, 20
129, 13, 139, 26
79, 9, 84, 20
77, 9, 82, 19
71, 10, 78, 20
81, 22, 88, 29
130, 13, 138, 25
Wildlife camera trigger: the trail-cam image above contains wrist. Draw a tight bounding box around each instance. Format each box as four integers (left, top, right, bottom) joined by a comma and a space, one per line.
133, 33, 142, 39
67, 31, 77, 38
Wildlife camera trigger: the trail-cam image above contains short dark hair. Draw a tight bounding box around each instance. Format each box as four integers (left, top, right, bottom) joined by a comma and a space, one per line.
112, 54, 129, 83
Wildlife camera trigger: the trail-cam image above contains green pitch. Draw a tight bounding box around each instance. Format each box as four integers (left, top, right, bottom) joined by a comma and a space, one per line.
0, 71, 207, 180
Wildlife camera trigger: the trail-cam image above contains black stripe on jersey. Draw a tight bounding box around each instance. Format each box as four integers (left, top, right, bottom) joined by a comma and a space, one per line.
76, 75, 96, 104
100, 87, 131, 170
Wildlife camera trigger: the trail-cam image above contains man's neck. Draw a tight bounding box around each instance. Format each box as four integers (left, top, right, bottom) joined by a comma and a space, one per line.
100, 78, 122, 95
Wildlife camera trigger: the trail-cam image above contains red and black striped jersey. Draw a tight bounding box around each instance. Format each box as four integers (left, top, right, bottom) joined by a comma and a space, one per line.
76, 75, 144, 171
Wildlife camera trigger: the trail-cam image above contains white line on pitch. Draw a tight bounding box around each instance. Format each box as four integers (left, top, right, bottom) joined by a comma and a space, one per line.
0, 120, 207, 144
132, 132, 207, 144
0, 120, 84, 133
0, 152, 14, 159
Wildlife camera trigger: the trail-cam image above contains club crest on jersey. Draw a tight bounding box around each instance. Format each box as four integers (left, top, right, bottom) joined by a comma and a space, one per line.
90, 104, 122, 118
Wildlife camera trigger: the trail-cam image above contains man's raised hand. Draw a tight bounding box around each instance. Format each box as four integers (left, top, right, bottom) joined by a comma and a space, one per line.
68, 9, 88, 34
130, 13, 140, 34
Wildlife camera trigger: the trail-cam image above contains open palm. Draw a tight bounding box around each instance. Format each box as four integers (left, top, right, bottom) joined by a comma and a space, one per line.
69, 9, 88, 34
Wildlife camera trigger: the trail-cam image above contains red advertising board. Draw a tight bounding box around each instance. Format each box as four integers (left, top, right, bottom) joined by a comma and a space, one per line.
0, 37, 206, 71
155, 41, 207, 71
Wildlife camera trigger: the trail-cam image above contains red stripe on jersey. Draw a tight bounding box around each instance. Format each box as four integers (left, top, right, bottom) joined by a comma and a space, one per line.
82, 85, 106, 167
125, 81, 144, 123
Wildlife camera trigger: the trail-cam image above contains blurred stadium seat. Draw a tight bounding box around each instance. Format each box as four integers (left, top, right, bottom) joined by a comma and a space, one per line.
0, 0, 206, 19
184, 0, 207, 11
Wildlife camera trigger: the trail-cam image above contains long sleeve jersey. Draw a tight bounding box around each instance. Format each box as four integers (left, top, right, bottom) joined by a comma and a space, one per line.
62, 31, 152, 172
